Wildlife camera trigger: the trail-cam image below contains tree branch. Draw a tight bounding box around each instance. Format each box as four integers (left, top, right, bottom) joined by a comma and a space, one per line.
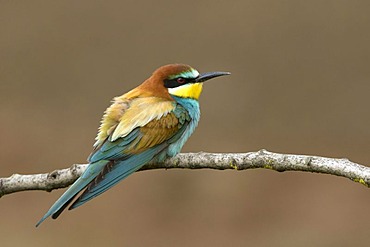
1, 150, 369, 197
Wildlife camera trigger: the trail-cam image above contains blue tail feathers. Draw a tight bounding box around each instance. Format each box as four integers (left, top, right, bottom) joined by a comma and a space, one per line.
36, 143, 166, 227
35, 160, 109, 227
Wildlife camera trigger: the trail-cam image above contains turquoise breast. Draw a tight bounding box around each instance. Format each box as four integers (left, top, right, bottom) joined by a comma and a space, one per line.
159, 96, 200, 160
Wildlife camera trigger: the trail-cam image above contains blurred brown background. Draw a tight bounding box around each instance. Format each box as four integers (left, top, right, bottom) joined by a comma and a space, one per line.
1, 1, 370, 246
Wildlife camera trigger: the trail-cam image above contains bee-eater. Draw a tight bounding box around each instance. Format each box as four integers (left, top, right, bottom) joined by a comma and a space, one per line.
36, 64, 230, 226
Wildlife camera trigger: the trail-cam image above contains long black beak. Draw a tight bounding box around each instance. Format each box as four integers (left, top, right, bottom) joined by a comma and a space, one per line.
195, 71, 231, 82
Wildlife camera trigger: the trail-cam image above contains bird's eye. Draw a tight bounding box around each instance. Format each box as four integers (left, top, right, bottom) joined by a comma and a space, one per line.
176, 77, 186, 84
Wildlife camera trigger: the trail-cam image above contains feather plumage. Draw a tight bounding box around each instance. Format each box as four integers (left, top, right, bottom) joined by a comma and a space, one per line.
36, 64, 229, 226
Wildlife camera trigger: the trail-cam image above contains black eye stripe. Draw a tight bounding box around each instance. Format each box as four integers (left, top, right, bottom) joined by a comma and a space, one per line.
164, 77, 194, 88
164, 78, 179, 88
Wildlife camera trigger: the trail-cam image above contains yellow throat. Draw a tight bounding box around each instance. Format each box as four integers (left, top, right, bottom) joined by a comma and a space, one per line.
168, 83, 203, 100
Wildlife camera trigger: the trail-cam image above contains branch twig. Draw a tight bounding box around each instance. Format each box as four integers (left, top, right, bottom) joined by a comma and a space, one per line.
1, 150, 369, 197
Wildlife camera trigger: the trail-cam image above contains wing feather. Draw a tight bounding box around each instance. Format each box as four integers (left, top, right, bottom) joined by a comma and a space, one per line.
36, 97, 192, 224
69, 102, 191, 209
110, 97, 176, 141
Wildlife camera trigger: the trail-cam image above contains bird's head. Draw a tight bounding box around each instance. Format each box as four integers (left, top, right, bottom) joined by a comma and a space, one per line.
151, 64, 230, 100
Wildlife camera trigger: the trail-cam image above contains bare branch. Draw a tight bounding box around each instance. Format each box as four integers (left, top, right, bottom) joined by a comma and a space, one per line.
1, 150, 369, 197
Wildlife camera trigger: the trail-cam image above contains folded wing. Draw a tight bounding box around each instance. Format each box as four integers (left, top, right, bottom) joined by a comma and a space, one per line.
36, 96, 191, 226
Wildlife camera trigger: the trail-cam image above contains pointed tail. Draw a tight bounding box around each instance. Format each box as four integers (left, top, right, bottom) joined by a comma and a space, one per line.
35, 160, 109, 227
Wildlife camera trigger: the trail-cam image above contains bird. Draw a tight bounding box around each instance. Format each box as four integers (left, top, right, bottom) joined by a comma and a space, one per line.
36, 64, 230, 226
